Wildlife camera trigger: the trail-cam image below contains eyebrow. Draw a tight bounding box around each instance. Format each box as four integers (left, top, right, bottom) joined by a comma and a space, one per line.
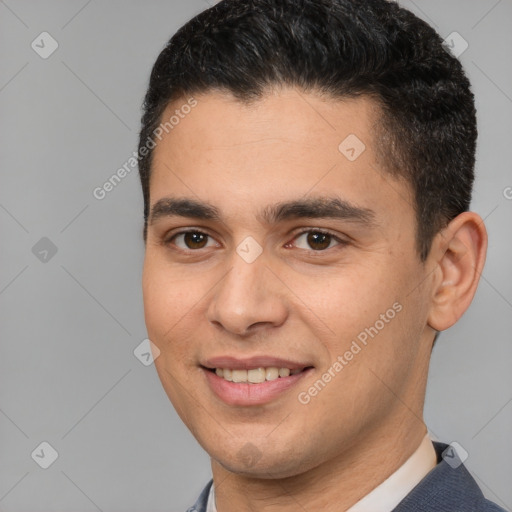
149, 196, 376, 226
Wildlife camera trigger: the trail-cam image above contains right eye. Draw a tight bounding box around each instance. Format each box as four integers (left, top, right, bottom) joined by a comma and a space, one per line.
165, 230, 219, 251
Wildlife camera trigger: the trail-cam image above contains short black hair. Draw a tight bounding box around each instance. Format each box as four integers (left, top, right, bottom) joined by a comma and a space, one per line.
138, 0, 477, 260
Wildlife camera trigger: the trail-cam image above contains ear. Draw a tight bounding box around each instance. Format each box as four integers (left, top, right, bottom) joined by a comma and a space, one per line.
427, 211, 488, 331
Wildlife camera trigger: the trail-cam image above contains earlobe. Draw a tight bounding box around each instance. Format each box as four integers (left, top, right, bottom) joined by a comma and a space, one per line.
427, 212, 488, 332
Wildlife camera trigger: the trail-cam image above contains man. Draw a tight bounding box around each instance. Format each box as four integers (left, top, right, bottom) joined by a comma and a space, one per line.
138, 0, 505, 510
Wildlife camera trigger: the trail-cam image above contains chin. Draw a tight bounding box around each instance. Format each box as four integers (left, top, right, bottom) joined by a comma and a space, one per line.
210, 440, 321, 479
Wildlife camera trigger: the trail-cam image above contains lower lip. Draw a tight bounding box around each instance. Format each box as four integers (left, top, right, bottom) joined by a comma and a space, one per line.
203, 368, 313, 406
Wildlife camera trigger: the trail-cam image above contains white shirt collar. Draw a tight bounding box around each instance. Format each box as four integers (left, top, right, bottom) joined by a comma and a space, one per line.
206, 481, 216, 512
347, 434, 437, 512
206, 434, 437, 512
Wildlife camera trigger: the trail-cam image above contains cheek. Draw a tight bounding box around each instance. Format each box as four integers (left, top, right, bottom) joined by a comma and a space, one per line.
294, 263, 404, 347
291, 276, 423, 444
142, 256, 200, 355
292, 256, 425, 401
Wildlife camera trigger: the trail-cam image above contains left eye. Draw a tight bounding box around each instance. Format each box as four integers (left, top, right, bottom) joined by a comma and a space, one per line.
170, 231, 218, 250
290, 230, 342, 251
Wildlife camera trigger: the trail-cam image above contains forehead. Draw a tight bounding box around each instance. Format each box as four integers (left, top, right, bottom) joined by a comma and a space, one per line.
149, 88, 413, 224
155, 88, 380, 161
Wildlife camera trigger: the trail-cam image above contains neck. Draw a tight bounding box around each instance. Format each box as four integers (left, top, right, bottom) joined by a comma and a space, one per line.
211, 417, 429, 512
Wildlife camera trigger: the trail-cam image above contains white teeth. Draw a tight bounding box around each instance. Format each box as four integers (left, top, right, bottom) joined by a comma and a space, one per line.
232, 369, 247, 383
247, 368, 266, 383
279, 368, 291, 378
213, 366, 303, 383
265, 367, 279, 381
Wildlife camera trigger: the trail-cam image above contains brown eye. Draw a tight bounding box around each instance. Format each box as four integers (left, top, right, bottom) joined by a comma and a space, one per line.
183, 232, 208, 249
291, 230, 340, 251
168, 231, 216, 250
306, 232, 331, 250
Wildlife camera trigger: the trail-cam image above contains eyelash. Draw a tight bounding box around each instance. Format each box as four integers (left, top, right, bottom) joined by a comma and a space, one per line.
163, 228, 347, 253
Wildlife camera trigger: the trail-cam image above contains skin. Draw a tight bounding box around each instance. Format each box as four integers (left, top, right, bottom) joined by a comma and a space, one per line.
142, 87, 487, 511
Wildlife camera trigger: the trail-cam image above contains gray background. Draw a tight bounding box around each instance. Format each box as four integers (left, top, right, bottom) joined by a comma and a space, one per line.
0, 0, 511, 510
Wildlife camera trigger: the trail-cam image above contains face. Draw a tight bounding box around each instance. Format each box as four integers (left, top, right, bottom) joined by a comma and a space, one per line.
142, 88, 436, 478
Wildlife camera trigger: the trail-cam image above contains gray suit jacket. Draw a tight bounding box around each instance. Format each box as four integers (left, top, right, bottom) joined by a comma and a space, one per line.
186, 442, 507, 511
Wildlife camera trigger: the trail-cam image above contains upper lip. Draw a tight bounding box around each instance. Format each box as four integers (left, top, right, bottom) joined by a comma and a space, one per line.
202, 356, 313, 370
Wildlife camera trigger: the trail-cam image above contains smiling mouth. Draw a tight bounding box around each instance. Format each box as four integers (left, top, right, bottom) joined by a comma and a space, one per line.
205, 366, 313, 384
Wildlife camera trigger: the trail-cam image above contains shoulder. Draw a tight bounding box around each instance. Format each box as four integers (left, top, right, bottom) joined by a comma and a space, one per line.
393, 442, 507, 512
186, 479, 213, 512
483, 502, 508, 512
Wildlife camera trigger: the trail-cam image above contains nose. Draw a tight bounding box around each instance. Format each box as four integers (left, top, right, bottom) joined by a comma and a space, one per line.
206, 249, 289, 337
